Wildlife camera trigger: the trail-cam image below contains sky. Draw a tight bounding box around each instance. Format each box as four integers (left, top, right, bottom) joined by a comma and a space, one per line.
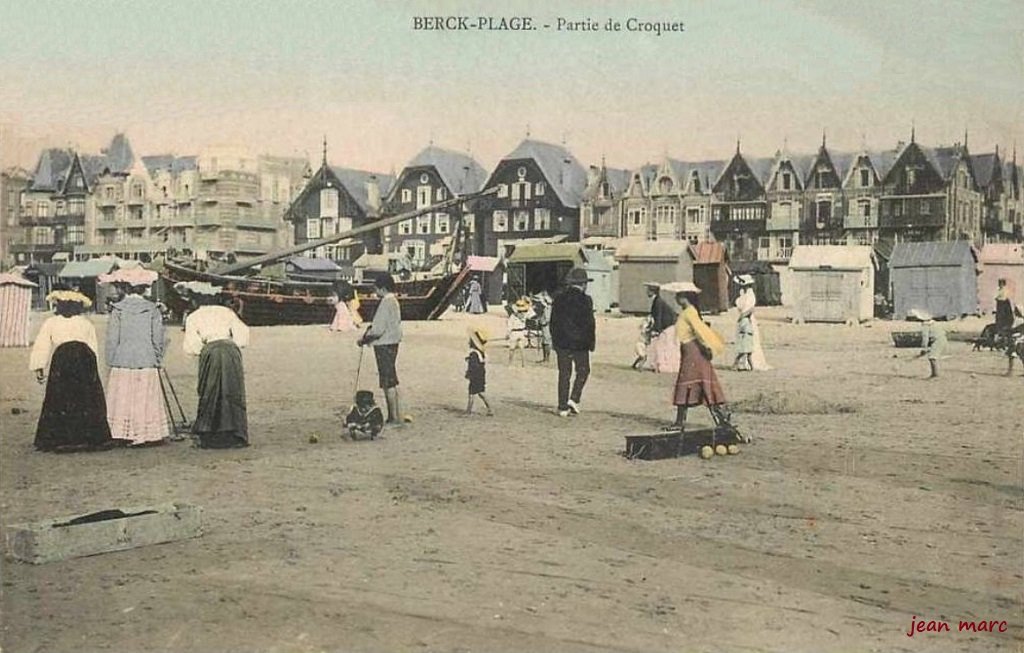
1, 0, 1022, 174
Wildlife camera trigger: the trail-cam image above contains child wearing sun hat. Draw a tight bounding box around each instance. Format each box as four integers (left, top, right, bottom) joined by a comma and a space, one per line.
465, 326, 494, 415
506, 297, 533, 367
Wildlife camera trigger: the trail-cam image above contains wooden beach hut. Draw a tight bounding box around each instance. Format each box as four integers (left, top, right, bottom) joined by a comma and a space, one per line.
690, 242, 730, 314
614, 240, 694, 314
977, 243, 1024, 315
505, 243, 613, 311
889, 241, 979, 320
0, 272, 37, 347
787, 245, 876, 324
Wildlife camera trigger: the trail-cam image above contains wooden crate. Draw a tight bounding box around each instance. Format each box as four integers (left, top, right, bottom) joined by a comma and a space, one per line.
5, 502, 202, 565
625, 426, 738, 460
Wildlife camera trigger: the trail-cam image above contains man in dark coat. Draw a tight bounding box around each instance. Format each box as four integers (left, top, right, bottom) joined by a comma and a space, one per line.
550, 267, 596, 416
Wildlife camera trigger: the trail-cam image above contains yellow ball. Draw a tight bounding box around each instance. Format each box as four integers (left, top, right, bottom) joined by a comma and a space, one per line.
727, 444, 740, 455
403, 415, 413, 423
715, 445, 728, 456
308, 434, 320, 444
700, 446, 714, 459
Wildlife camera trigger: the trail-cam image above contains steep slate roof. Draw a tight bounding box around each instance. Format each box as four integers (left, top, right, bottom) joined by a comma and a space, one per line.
406, 146, 487, 195
581, 166, 630, 201
890, 241, 978, 268
102, 133, 135, 174
923, 145, 969, 181
970, 153, 999, 189
141, 155, 198, 177
29, 149, 72, 191
329, 166, 395, 215
501, 139, 587, 207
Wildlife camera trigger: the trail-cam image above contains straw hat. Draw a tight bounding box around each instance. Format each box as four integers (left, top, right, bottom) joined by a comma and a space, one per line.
468, 326, 489, 349
46, 289, 93, 308
514, 297, 531, 312
660, 281, 702, 295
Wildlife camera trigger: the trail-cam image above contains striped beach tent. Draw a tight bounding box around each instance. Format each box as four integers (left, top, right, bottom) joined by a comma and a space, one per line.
0, 272, 37, 347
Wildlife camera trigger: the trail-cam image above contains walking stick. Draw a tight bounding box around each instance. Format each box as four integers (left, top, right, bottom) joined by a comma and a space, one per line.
353, 343, 365, 396
158, 368, 182, 441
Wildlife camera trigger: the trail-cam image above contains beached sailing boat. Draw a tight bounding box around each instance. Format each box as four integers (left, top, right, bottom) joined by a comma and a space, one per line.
160, 188, 496, 326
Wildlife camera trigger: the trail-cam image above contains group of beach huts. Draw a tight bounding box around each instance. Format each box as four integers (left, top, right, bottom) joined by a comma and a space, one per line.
494, 239, 1023, 323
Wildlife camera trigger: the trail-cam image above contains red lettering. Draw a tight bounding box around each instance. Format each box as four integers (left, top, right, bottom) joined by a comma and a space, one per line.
959, 621, 978, 632
998, 621, 1007, 632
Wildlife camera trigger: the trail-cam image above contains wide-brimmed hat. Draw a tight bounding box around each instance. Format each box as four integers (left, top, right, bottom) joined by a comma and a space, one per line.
46, 289, 93, 308
908, 308, 933, 322
660, 281, 702, 295
98, 267, 158, 286
514, 298, 531, 311
468, 326, 489, 349
564, 268, 592, 286
734, 274, 755, 287
642, 281, 661, 288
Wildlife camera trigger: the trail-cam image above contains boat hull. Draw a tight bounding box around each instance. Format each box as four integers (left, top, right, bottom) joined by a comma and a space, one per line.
161, 262, 468, 326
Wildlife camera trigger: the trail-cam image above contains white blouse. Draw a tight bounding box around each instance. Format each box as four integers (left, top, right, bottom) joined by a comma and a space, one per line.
29, 315, 99, 371
183, 305, 250, 356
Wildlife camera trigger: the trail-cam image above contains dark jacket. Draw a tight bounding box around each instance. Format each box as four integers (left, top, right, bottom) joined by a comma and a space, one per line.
106, 294, 166, 368
550, 287, 596, 351
650, 295, 677, 333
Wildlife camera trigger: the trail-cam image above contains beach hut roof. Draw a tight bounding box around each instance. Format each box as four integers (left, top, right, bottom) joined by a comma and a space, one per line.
689, 241, 728, 264
615, 240, 693, 260
890, 241, 978, 268
465, 256, 501, 272
58, 259, 119, 278
0, 272, 37, 287
581, 248, 612, 272
979, 243, 1024, 265
506, 243, 584, 264
789, 245, 875, 270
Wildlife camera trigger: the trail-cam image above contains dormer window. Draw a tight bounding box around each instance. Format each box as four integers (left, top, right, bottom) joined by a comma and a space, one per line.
782, 172, 792, 191
420, 173, 430, 184
860, 169, 870, 187
906, 169, 917, 187
401, 188, 412, 203
690, 171, 701, 193
534, 182, 545, 196
658, 178, 673, 194
598, 182, 608, 199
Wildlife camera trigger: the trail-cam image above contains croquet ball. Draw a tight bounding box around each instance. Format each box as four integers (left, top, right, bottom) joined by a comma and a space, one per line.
403, 415, 413, 423
714, 444, 728, 456
700, 446, 714, 459
308, 434, 320, 444
727, 444, 740, 455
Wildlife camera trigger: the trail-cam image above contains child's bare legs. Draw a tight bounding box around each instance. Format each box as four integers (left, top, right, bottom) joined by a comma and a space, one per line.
928, 358, 938, 379
466, 395, 475, 413
466, 393, 493, 415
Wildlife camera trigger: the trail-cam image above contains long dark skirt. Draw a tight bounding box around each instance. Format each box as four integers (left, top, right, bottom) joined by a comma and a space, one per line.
35, 341, 124, 452
194, 339, 249, 448
672, 340, 727, 407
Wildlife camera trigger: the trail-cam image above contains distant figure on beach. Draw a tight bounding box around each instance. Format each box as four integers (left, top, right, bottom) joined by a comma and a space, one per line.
465, 276, 486, 314
30, 289, 127, 452
643, 282, 679, 373
666, 284, 731, 432
329, 281, 358, 332
358, 273, 404, 425
550, 268, 596, 417
105, 275, 169, 446
734, 275, 770, 371
184, 292, 251, 448
465, 326, 494, 415
994, 278, 1021, 333
506, 298, 533, 366
910, 309, 946, 379
632, 316, 653, 370
534, 290, 553, 363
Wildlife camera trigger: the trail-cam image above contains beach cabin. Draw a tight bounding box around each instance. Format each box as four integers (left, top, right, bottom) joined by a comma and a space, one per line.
615, 240, 694, 314
978, 243, 1024, 316
889, 241, 979, 320
58, 258, 120, 311
285, 257, 344, 281
505, 243, 613, 311
690, 242, 730, 314
0, 272, 36, 347
787, 246, 875, 324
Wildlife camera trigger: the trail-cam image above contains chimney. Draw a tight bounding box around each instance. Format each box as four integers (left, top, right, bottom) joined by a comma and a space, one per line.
365, 175, 381, 214
587, 165, 599, 187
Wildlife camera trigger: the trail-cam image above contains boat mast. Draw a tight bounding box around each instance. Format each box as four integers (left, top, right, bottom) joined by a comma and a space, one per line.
214, 186, 498, 276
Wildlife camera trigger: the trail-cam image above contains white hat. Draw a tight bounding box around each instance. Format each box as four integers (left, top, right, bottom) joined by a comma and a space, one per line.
908, 308, 933, 322
660, 281, 702, 294
735, 274, 755, 287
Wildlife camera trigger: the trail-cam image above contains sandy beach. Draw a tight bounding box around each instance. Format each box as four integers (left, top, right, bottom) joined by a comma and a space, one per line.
1, 306, 1021, 653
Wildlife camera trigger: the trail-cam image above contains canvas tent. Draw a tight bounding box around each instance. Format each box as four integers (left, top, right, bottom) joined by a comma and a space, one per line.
977, 244, 1024, 315
614, 240, 694, 313
787, 246, 876, 323
690, 242, 730, 314
889, 241, 979, 320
